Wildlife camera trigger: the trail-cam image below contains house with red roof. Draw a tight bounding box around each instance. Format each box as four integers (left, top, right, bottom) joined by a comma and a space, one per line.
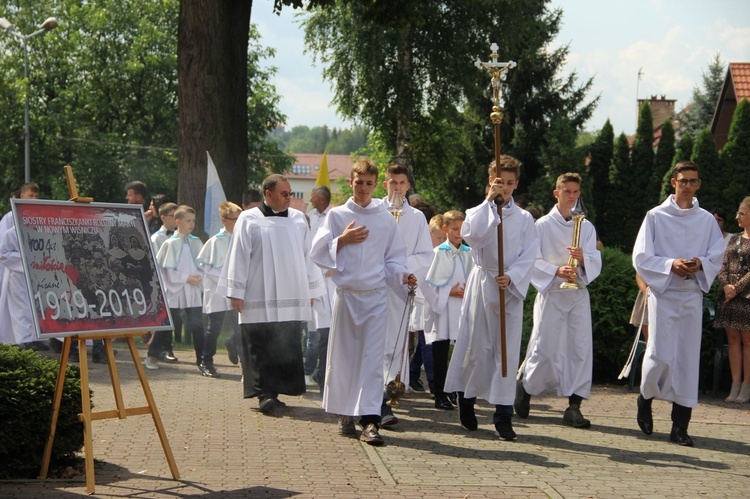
284, 153, 359, 210
711, 62, 750, 150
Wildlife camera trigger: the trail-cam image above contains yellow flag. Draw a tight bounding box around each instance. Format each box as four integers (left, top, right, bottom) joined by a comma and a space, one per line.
315, 148, 331, 188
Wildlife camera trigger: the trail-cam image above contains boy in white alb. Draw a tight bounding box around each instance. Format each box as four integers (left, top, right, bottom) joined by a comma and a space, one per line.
445, 156, 538, 440
424, 210, 473, 410
148, 202, 178, 361
516, 172, 601, 430
196, 201, 242, 378
380, 163, 433, 426
154, 205, 205, 373
633, 161, 724, 447
310, 160, 416, 446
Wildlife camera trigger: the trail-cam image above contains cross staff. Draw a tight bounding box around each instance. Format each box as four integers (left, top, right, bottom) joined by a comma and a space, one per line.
476, 43, 515, 377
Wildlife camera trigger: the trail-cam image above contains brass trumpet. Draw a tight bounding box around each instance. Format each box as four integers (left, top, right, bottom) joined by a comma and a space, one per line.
559, 198, 587, 290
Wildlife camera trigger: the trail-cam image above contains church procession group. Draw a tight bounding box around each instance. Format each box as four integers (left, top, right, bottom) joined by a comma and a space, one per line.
199, 155, 725, 448
0, 155, 732, 450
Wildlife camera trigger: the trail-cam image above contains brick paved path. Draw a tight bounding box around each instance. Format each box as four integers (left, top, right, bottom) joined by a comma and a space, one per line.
1, 347, 748, 498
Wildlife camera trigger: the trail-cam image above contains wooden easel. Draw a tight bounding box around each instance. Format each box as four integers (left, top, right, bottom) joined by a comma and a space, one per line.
39, 166, 179, 494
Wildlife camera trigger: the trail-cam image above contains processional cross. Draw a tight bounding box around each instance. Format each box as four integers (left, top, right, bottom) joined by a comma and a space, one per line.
476, 43, 515, 377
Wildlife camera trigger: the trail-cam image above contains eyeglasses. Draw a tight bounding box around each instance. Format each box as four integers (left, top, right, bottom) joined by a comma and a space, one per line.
737, 212, 749, 218
676, 178, 701, 186
278, 191, 292, 198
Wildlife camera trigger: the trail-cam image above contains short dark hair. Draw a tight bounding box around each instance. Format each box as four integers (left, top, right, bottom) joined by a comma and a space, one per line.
20, 182, 40, 195
312, 185, 331, 203
411, 200, 436, 222
673, 161, 699, 178
262, 174, 288, 195
386, 163, 410, 178
125, 180, 148, 199
151, 193, 170, 212
243, 188, 262, 206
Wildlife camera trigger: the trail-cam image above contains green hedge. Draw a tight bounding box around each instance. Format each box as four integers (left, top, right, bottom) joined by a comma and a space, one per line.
0, 345, 89, 479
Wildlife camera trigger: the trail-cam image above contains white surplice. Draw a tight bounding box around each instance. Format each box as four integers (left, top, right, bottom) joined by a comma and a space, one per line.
310, 198, 409, 417
381, 198, 433, 386
445, 199, 538, 405
197, 228, 232, 314
156, 233, 204, 309
308, 204, 334, 331
0, 227, 35, 344
217, 207, 324, 324
423, 242, 474, 344
633, 195, 724, 408
150, 225, 171, 254
521, 205, 602, 399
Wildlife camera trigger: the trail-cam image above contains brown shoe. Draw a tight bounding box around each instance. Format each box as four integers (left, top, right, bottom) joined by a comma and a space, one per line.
359, 423, 384, 446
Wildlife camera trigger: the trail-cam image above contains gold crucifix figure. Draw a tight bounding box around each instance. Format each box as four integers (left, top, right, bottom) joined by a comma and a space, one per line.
475, 42, 516, 125
476, 42, 515, 377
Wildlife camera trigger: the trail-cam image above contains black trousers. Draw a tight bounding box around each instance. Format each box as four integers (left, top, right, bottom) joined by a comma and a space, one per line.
432, 339, 450, 397
170, 307, 204, 364
240, 321, 306, 399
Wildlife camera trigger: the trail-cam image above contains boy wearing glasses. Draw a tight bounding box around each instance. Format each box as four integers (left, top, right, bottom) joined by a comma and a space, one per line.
217, 174, 324, 415
632, 161, 725, 447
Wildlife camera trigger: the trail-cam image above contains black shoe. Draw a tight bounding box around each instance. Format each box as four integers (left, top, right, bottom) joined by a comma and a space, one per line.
338, 416, 357, 436
161, 351, 179, 363
514, 379, 531, 419
447, 392, 457, 406
258, 397, 275, 415
272, 397, 287, 409
435, 395, 455, 410
225, 338, 239, 365
381, 413, 398, 426
458, 401, 478, 431
637, 395, 653, 435
360, 424, 384, 446
669, 426, 694, 447
49, 339, 63, 353
199, 363, 220, 378
563, 404, 591, 429
92, 352, 107, 364
29, 341, 50, 352
409, 378, 426, 392
494, 419, 517, 441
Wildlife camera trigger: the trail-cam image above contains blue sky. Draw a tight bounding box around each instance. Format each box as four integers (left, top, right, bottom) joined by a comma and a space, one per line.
253, 0, 750, 136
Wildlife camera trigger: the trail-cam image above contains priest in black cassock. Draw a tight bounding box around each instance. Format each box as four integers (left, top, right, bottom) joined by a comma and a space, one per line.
217, 174, 325, 414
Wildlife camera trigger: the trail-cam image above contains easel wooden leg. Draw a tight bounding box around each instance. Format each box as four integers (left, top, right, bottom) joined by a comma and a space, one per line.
78, 336, 96, 494
126, 336, 180, 479
40, 337, 71, 479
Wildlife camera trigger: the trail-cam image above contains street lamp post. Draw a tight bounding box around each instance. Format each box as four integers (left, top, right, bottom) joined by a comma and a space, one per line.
0, 16, 58, 183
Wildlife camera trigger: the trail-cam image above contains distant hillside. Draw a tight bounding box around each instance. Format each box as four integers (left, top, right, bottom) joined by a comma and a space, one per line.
268, 125, 369, 154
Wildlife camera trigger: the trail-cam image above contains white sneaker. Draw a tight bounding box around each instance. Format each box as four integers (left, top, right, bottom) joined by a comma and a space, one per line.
305, 374, 316, 386
144, 356, 159, 370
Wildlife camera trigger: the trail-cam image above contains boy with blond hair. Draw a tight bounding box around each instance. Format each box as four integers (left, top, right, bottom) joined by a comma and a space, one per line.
153, 205, 205, 372
197, 201, 242, 377
424, 210, 474, 410
310, 160, 416, 446
445, 156, 538, 440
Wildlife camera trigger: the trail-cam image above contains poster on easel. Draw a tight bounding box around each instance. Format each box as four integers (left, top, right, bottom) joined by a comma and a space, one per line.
11, 199, 173, 337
